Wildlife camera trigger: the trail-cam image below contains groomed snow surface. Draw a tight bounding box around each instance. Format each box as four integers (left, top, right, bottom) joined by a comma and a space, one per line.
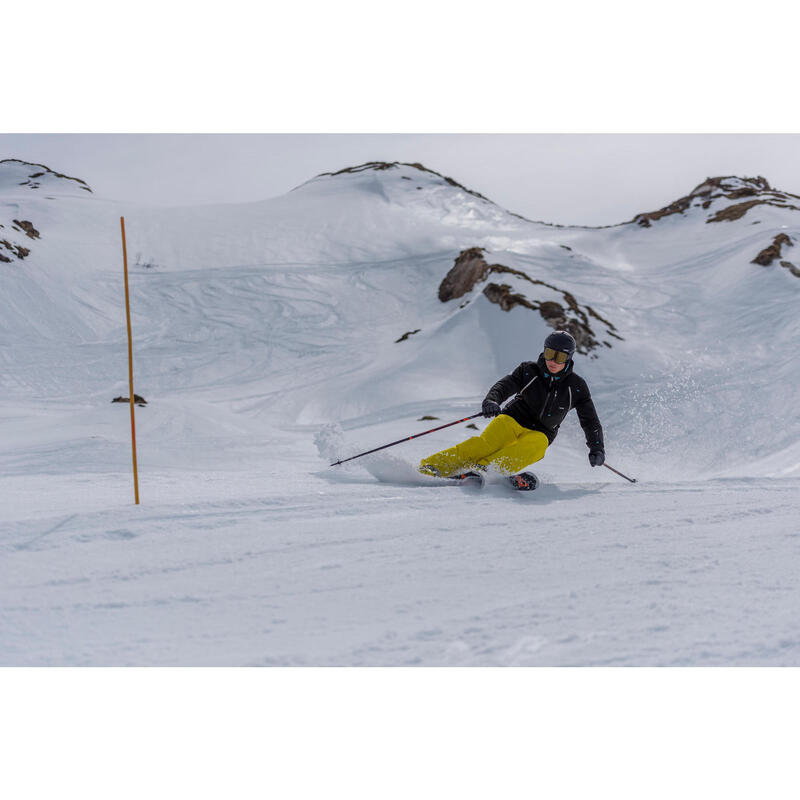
1, 161, 799, 666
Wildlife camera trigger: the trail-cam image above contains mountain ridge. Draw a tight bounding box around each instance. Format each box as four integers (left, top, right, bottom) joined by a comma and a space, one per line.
302, 160, 800, 231
5, 155, 800, 234
0, 158, 93, 195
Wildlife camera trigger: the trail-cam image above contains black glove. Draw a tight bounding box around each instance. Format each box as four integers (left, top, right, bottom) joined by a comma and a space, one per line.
589, 450, 605, 467
482, 399, 501, 418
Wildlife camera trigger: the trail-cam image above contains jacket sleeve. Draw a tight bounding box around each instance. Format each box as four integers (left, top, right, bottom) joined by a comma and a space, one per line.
484, 363, 527, 405
574, 379, 604, 452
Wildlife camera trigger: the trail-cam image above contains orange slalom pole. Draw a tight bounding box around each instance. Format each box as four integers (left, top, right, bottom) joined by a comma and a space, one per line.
120, 217, 140, 504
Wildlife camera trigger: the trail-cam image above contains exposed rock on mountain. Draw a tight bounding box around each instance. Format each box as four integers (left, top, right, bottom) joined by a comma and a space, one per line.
438, 248, 621, 355
438, 247, 490, 301
0, 236, 30, 262
13, 220, 40, 239
631, 176, 800, 227
752, 233, 793, 266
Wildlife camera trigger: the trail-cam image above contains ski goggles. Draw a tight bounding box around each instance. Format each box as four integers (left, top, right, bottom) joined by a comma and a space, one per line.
543, 347, 571, 364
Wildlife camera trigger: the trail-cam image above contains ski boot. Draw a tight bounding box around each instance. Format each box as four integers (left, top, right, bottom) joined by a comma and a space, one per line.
509, 471, 539, 491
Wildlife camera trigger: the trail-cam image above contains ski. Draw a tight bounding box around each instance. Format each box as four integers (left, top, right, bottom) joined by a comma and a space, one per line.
421, 468, 541, 491
445, 470, 485, 486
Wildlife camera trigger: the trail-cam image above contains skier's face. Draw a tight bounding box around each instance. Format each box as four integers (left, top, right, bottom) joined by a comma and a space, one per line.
545, 357, 567, 374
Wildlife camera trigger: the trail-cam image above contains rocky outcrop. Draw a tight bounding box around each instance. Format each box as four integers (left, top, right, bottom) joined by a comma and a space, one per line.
751, 233, 793, 266
482, 283, 538, 312
438, 247, 492, 301
0, 219, 41, 263
631, 176, 800, 227
13, 220, 40, 239
706, 199, 768, 223
0, 239, 30, 262
438, 248, 622, 354
632, 194, 695, 227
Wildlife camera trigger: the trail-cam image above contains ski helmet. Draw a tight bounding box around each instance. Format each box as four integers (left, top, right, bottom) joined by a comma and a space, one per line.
543, 330, 576, 362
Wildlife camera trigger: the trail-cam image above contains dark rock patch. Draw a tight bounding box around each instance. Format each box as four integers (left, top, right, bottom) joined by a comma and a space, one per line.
112, 395, 148, 406
0, 239, 30, 260
726, 187, 758, 199
780, 261, 800, 277
438, 247, 492, 302
633, 194, 695, 227
751, 234, 793, 266
395, 329, 421, 343
707, 199, 766, 223
12, 220, 40, 239
483, 283, 538, 312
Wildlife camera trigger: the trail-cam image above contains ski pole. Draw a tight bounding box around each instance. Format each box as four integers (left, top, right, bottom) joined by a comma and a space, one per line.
603, 463, 637, 483
330, 413, 484, 467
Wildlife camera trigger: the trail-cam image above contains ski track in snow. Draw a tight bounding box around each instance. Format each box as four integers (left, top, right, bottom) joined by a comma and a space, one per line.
2, 465, 799, 667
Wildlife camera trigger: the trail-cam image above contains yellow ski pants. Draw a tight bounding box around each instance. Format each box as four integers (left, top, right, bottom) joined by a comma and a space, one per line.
420, 414, 548, 477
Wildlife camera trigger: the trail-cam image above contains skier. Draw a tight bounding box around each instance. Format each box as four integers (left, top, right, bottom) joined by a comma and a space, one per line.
419, 330, 605, 489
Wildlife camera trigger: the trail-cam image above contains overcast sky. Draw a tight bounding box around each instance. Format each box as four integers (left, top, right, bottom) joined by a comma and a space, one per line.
3, 134, 799, 227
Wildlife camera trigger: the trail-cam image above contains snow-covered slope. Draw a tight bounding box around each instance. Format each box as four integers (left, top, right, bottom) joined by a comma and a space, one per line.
1, 159, 798, 666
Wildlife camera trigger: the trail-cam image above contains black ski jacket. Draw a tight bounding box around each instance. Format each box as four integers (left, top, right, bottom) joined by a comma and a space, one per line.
483, 355, 604, 451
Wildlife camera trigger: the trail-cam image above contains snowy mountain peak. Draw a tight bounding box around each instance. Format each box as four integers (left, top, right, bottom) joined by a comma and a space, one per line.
691, 175, 772, 195
310, 160, 494, 203
631, 174, 800, 227
269, 160, 539, 259
0, 158, 93, 197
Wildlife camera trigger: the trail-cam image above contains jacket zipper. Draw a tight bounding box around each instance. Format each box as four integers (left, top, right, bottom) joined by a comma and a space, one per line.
542, 381, 569, 419
541, 383, 552, 417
